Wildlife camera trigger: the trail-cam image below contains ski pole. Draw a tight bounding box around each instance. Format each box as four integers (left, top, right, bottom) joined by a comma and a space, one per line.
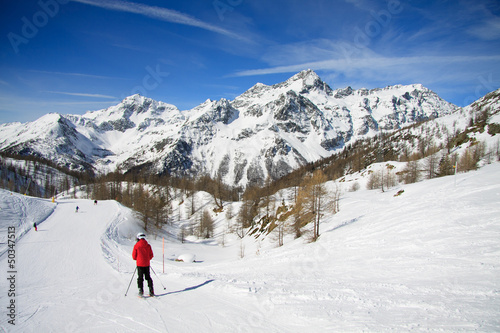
125, 267, 137, 296
150, 266, 166, 290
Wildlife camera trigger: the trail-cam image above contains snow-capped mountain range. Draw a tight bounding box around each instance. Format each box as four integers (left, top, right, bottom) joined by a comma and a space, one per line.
0, 70, 460, 186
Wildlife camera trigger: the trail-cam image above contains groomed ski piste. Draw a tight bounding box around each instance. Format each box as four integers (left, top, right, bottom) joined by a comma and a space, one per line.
1, 162, 500, 332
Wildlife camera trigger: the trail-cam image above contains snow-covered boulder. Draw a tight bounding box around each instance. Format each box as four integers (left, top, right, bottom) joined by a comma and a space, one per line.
176, 253, 196, 262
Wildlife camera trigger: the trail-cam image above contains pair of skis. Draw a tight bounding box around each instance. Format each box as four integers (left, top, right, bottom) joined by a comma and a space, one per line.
125, 267, 167, 298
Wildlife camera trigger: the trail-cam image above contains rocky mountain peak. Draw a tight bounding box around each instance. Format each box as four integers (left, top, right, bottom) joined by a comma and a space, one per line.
122, 93, 144, 103
288, 69, 321, 82
277, 69, 333, 95
334, 86, 354, 98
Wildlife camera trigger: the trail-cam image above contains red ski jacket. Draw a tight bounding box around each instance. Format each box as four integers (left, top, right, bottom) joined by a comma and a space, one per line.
132, 239, 154, 267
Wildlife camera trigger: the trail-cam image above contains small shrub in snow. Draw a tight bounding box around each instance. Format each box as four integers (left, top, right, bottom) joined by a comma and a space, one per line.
349, 181, 360, 192
487, 123, 500, 136
394, 189, 404, 197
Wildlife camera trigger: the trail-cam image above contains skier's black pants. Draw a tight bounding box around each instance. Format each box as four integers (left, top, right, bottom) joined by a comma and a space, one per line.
137, 266, 153, 292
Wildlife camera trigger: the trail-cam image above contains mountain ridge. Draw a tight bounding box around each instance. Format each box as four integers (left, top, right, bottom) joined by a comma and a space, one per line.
0, 70, 464, 186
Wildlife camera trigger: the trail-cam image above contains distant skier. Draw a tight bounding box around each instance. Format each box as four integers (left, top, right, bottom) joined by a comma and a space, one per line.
33, 222, 37, 231
94, 200, 98, 205
132, 233, 155, 297
75, 206, 79, 213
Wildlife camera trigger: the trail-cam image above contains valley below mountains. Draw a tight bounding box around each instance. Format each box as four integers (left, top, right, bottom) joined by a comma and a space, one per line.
0, 70, 464, 187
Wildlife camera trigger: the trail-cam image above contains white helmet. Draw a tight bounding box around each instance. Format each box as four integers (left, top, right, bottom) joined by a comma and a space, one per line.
136, 233, 146, 240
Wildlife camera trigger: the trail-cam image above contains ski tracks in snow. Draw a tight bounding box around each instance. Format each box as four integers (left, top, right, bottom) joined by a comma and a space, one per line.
146, 298, 170, 333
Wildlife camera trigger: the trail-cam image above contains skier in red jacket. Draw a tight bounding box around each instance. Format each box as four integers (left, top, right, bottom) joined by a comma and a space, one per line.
132, 233, 155, 296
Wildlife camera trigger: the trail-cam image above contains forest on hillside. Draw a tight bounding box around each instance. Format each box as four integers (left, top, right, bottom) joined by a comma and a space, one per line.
2, 103, 499, 243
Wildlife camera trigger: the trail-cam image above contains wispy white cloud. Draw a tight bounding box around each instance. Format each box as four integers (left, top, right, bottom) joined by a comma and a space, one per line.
407, 1, 500, 42
233, 54, 500, 77
45, 91, 116, 99
71, 0, 251, 42
29, 70, 125, 80
467, 17, 500, 40
231, 37, 500, 82
260, 39, 378, 68
0, 92, 120, 123
47, 100, 121, 106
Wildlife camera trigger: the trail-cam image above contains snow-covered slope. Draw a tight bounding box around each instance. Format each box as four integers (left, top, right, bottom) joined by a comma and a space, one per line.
0, 193, 55, 257
0, 161, 499, 332
0, 70, 460, 186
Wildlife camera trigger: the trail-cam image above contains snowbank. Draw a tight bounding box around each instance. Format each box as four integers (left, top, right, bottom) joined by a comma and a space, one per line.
0, 190, 55, 256
176, 253, 196, 262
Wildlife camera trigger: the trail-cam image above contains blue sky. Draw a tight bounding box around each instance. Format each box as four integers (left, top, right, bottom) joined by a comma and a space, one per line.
1, 0, 499, 123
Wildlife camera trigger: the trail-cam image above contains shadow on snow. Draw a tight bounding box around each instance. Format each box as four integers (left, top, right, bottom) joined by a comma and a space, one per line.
157, 279, 215, 297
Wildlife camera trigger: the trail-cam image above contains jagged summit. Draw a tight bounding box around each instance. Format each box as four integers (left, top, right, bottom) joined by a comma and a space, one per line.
122, 93, 143, 102
285, 69, 322, 86
0, 70, 462, 187
272, 69, 333, 95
